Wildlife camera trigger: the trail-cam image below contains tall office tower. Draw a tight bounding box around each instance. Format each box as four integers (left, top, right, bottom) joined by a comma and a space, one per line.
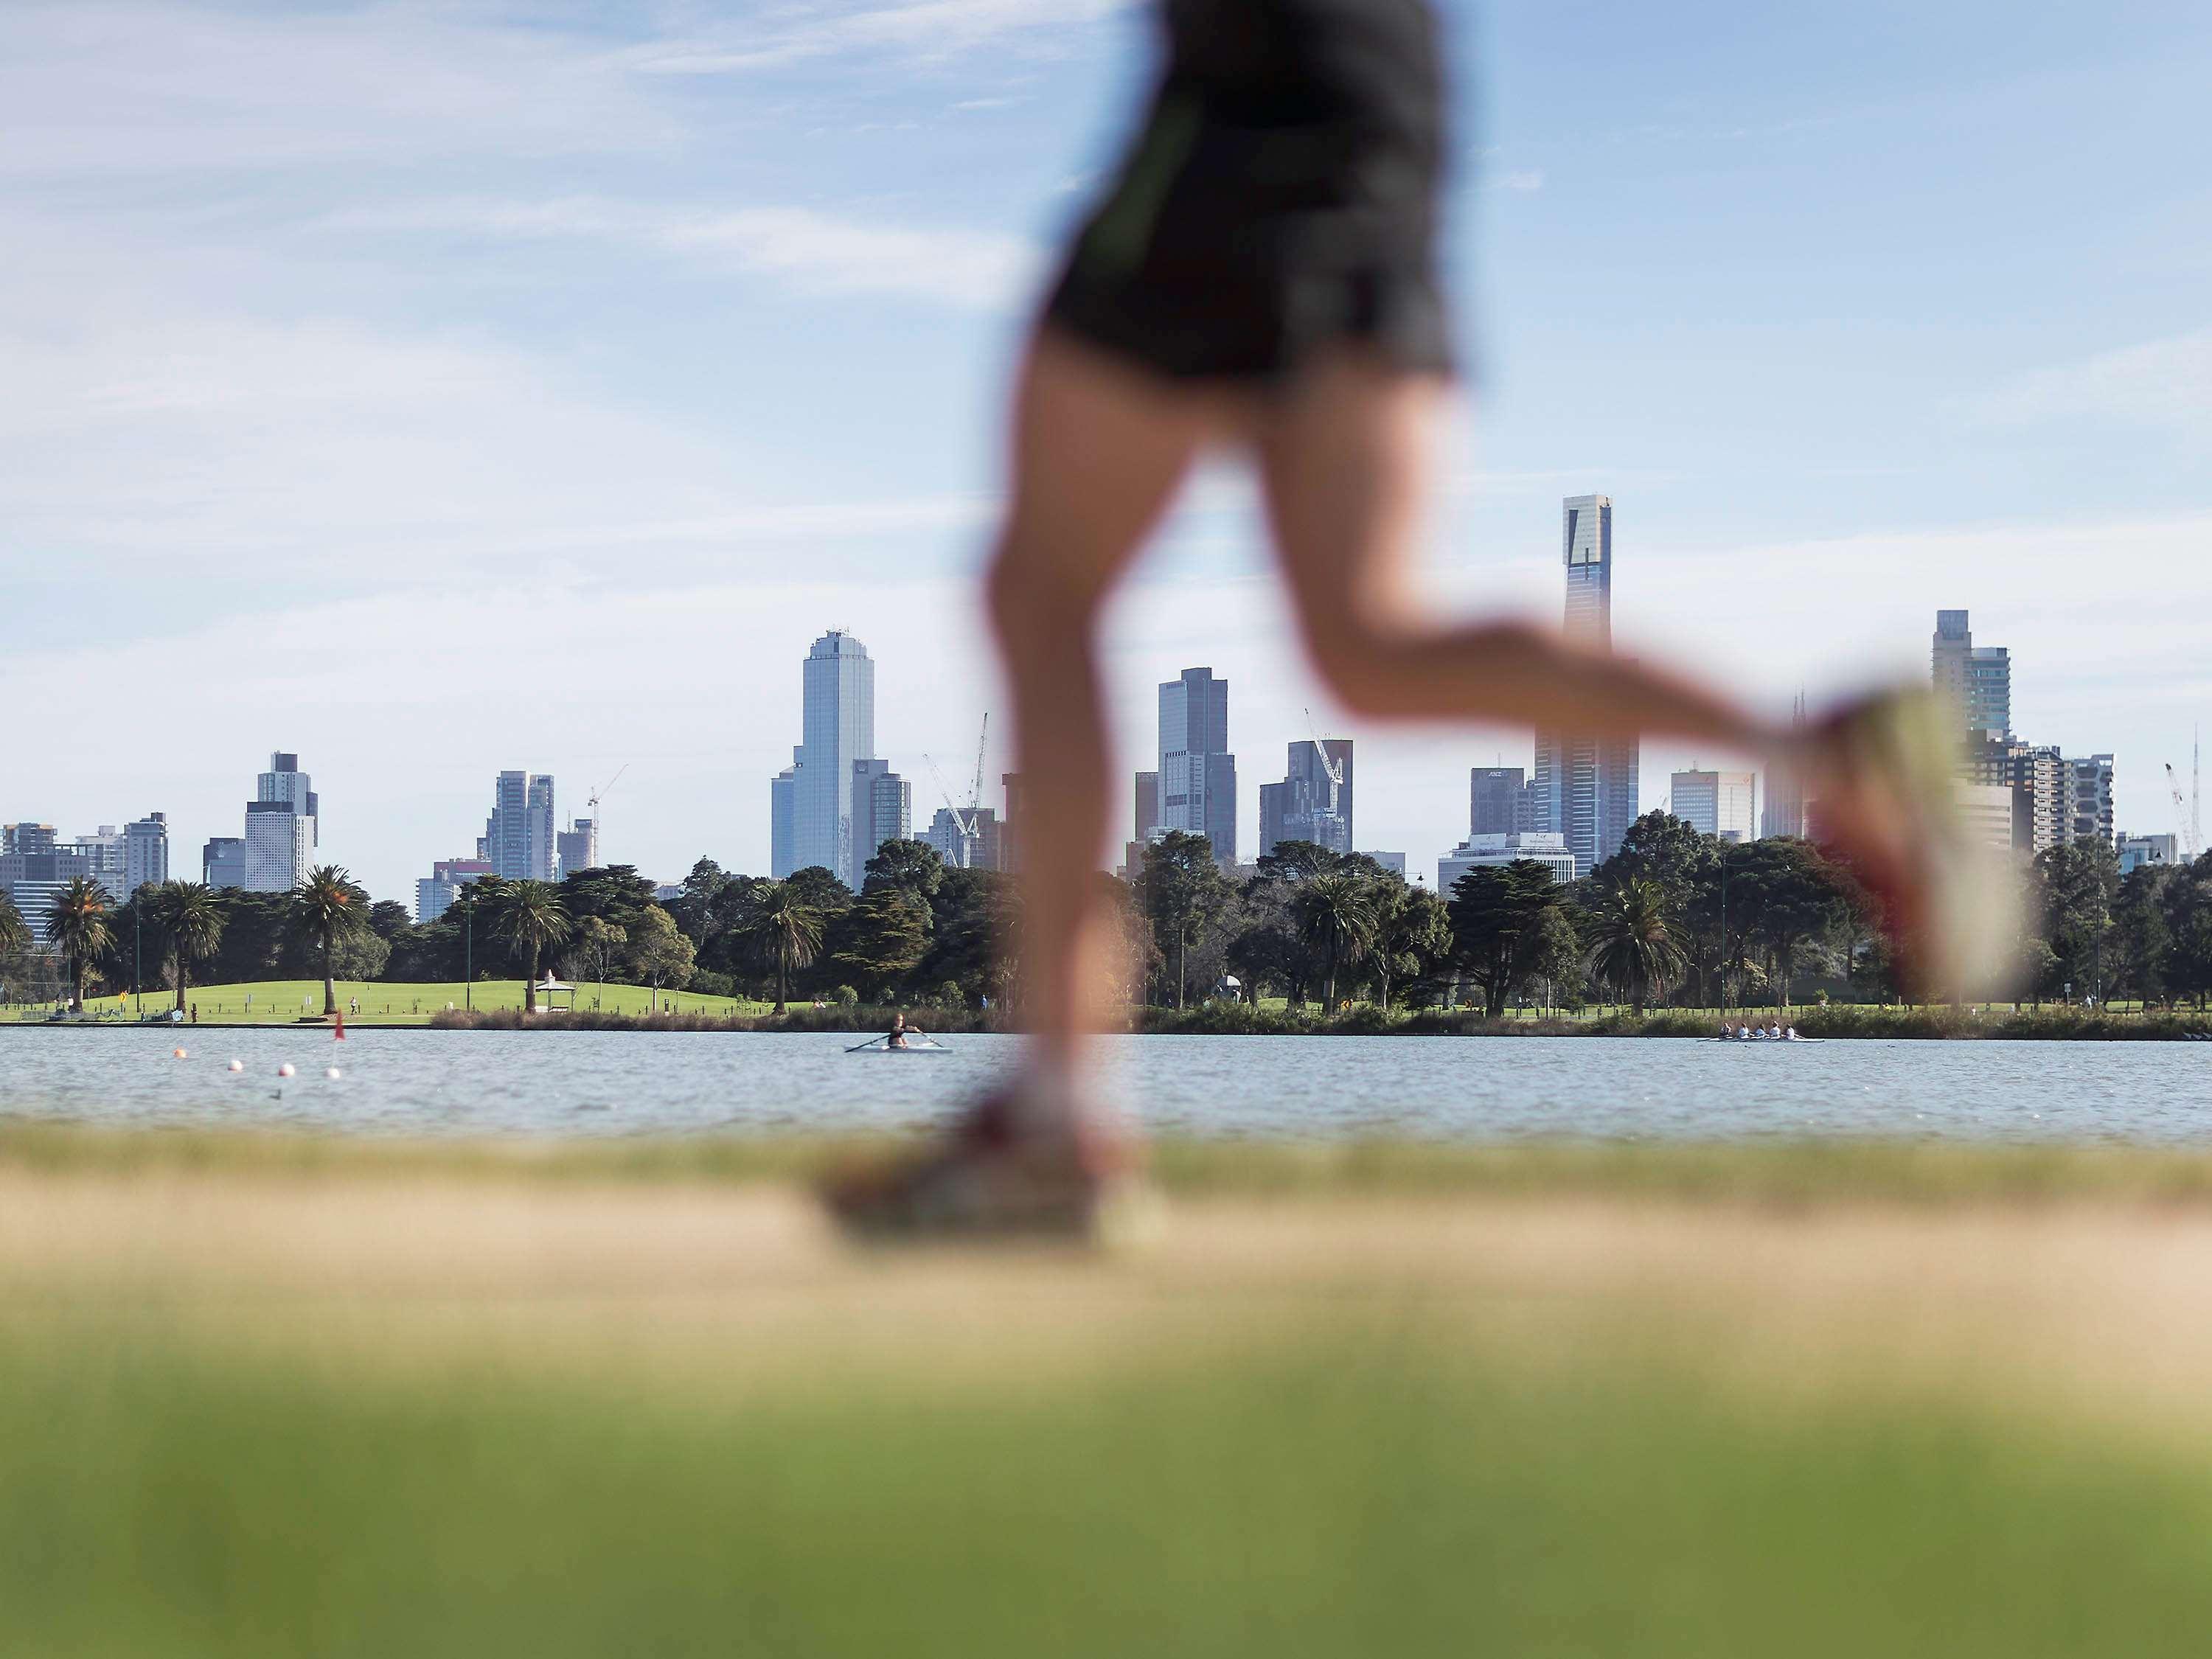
1469, 766, 1537, 837
1158, 667, 1237, 868
1258, 740, 1354, 859
484, 771, 557, 882
1669, 769, 1758, 843
1930, 611, 2012, 740
1761, 694, 1809, 838
202, 838, 246, 889
415, 858, 493, 924
770, 757, 799, 879
852, 759, 911, 884
1531, 495, 1639, 877
784, 631, 877, 886
557, 818, 599, 879
2064, 754, 2115, 846
123, 814, 168, 894
243, 752, 319, 891
1133, 772, 1160, 843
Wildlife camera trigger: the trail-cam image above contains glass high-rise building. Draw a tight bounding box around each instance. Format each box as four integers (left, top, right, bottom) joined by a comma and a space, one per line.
1258, 740, 1353, 859
1469, 767, 1535, 837
1532, 496, 1639, 877
484, 771, 557, 882
779, 630, 881, 888
243, 752, 318, 892
1158, 667, 1237, 869
1931, 610, 2011, 740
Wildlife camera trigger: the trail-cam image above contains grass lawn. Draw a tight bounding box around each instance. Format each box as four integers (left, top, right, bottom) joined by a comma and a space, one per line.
4, 979, 780, 1026
6, 1127, 2212, 1655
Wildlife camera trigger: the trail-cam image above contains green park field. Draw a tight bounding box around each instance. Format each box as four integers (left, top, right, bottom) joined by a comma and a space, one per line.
6, 1126, 2212, 1655
2, 979, 779, 1026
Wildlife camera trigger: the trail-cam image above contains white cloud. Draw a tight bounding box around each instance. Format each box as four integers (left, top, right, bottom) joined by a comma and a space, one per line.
632, 0, 1133, 74
317, 197, 1041, 311
1489, 169, 1547, 193
0, 2, 675, 176
1976, 327, 2212, 448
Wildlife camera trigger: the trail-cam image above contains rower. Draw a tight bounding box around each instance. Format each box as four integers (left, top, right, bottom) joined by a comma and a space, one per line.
887, 1012, 910, 1051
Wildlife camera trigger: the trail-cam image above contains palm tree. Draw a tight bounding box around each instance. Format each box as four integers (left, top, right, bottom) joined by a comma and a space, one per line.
46, 877, 114, 1012
288, 865, 371, 1018
1294, 871, 1378, 1013
155, 883, 226, 1015
1585, 877, 1688, 1015
486, 880, 571, 1014
0, 892, 28, 959
740, 881, 824, 1015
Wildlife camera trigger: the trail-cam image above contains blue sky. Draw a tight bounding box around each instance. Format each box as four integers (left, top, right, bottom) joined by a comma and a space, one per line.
4, 0, 2209, 900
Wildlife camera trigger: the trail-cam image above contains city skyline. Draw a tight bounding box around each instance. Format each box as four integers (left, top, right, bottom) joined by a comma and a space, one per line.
4, 2, 2204, 907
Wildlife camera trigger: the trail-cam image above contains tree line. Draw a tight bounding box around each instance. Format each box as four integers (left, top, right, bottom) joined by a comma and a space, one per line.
4, 810, 2202, 1018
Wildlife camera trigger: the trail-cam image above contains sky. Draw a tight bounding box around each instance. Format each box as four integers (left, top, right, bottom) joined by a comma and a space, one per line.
3, 0, 2209, 900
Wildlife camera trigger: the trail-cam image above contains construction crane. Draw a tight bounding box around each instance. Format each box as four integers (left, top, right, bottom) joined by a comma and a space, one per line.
586, 764, 627, 825
923, 716, 991, 863
2167, 728, 2200, 857
1304, 708, 1346, 815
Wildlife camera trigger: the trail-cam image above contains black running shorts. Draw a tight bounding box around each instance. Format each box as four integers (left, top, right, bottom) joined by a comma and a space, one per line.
1046, 0, 1453, 383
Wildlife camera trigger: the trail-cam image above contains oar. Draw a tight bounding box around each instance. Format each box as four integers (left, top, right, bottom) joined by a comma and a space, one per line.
844, 1037, 888, 1053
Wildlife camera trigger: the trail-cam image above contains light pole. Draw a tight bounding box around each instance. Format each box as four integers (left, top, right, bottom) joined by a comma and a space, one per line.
133, 901, 142, 1020
462, 890, 475, 1012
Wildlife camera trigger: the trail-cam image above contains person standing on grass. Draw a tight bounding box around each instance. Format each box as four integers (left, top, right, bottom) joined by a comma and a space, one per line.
828, 0, 2008, 1237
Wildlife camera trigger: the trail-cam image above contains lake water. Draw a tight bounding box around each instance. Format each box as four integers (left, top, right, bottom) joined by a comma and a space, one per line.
4, 1029, 2212, 1144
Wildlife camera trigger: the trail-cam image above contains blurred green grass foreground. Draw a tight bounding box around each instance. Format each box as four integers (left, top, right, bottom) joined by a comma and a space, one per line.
6, 1127, 2212, 1657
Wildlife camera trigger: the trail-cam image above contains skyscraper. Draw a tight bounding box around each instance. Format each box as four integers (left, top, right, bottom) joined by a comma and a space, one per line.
1158, 667, 1237, 868
243, 752, 318, 892
1258, 740, 1353, 859
556, 818, 599, 879
1669, 769, 1757, 842
1469, 767, 1536, 837
1931, 610, 2011, 740
782, 630, 879, 887
123, 813, 168, 895
484, 771, 558, 882
1761, 694, 1809, 838
770, 759, 799, 879
852, 758, 911, 883
1133, 772, 1159, 843
1532, 496, 1639, 877
2065, 754, 2115, 846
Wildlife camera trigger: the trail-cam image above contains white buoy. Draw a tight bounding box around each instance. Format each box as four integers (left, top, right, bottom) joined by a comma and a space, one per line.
227, 1060, 244, 1074
172, 1048, 188, 1060
325, 1067, 342, 1081
276, 1062, 296, 1079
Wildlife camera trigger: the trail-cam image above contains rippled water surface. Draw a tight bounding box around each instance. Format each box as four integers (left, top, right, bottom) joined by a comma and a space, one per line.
6, 1029, 2212, 1143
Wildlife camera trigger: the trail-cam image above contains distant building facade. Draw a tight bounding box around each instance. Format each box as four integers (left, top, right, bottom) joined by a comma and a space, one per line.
2119, 833, 2179, 876
1437, 832, 1579, 894
415, 858, 493, 924
1532, 496, 1638, 877
202, 838, 247, 890
853, 759, 911, 881
1669, 769, 1757, 843
123, 814, 168, 894
243, 752, 318, 892
1761, 695, 1809, 838
2064, 754, 2115, 847
1, 824, 91, 944
1257, 740, 1353, 859
1158, 667, 1237, 868
556, 818, 599, 879
484, 771, 557, 882
775, 630, 888, 887
1932, 610, 2011, 740
1470, 767, 1537, 838
923, 806, 1002, 872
